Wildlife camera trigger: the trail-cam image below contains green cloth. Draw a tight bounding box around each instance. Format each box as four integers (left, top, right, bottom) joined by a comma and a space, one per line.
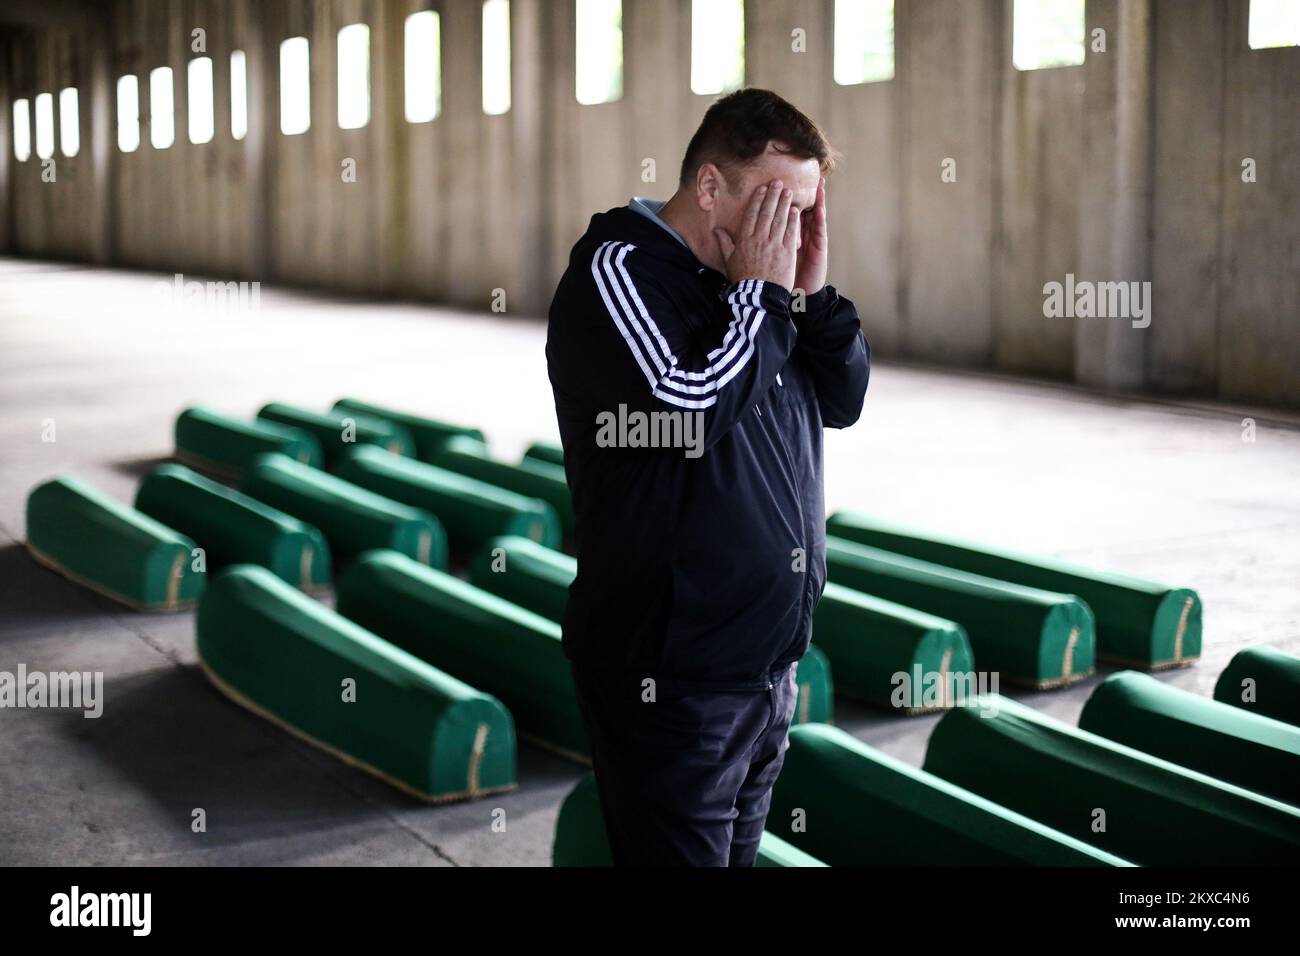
257, 402, 415, 467
336, 446, 560, 556
522, 441, 565, 468
26, 476, 205, 612
470, 536, 833, 727
175, 405, 322, 478
430, 436, 574, 542
1215, 646, 1300, 728
924, 695, 1300, 865
1080, 671, 1300, 805
826, 536, 1095, 688
769, 723, 1129, 866
812, 582, 973, 712
332, 398, 485, 461
197, 564, 516, 802
552, 773, 827, 867
135, 463, 331, 590
336, 549, 589, 761
827, 511, 1202, 669
239, 453, 447, 569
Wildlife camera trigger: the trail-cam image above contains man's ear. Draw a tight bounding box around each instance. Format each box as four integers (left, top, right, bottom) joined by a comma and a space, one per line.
695, 163, 723, 212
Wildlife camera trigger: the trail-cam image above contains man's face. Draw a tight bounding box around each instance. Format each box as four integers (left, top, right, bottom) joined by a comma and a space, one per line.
713, 143, 822, 246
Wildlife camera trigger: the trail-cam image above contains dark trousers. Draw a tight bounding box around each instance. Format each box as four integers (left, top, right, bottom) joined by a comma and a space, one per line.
571, 660, 799, 867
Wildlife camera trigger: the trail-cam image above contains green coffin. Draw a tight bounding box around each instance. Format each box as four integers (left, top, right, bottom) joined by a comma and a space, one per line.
257, 402, 415, 466
336, 550, 588, 762
336, 446, 561, 555
826, 536, 1094, 689
26, 476, 205, 612
430, 436, 574, 542
471, 536, 832, 726
552, 773, 827, 867
197, 564, 516, 803
1080, 671, 1300, 805
827, 511, 1201, 670
239, 453, 446, 569
1215, 646, 1300, 728
135, 463, 331, 591
175, 405, 322, 479
522, 441, 565, 469
333, 398, 486, 461
812, 583, 973, 713
924, 695, 1300, 865
767, 723, 1128, 866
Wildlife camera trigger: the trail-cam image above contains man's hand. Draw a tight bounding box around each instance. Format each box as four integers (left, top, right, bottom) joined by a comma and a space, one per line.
794, 177, 828, 296
713, 179, 800, 293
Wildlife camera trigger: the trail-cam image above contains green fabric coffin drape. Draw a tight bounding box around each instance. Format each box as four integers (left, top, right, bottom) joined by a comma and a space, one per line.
522, 441, 565, 469
175, 405, 322, 478
332, 398, 486, 461
827, 511, 1201, 669
470, 536, 834, 727
26, 476, 205, 612
257, 402, 416, 466
430, 436, 575, 542
812, 582, 973, 712
1215, 646, 1300, 728
1080, 671, 1300, 805
336, 549, 589, 762
924, 695, 1300, 864
197, 564, 516, 803
826, 536, 1095, 688
135, 463, 332, 590
336, 446, 561, 555
768, 723, 1129, 866
239, 453, 447, 569
552, 773, 827, 867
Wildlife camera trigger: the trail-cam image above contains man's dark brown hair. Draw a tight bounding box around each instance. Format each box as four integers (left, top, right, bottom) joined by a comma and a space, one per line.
678, 88, 839, 189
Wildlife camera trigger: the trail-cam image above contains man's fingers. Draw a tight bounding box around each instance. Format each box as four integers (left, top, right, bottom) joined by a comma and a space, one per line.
783, 206, 800, 250
771, 187, 794, 240
714, 227, 735, 262
741, 186, 765, 237
756, 179, 783, 234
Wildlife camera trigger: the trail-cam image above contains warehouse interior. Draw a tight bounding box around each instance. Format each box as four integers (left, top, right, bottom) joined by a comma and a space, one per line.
1, 0, 1298, 867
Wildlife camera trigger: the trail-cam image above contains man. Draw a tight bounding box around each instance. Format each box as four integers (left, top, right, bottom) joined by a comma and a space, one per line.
545, 89, 870, 866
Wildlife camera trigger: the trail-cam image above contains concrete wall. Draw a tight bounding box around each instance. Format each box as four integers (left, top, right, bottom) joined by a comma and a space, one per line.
2, 0, 1296, 406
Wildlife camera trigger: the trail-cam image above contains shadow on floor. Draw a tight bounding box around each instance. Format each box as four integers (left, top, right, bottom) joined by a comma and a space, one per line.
0, 540, 136, 640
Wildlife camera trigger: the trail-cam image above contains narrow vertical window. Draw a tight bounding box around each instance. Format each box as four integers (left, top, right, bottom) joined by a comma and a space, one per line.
576, 0, 623, 105
1248, 0, 1300, 49
405, 11, 442, 122
13, 99, 31, 161
280, 36, 311, 135
482, 0, 511, 115
59, 88, 80, 156
149, 66, 175, 148
691, 0, 744, 95
34, 92, 54, 159
230, 50, 248, 140
834, 0, 895, 85
1012, 0, 1086, 71
337, 23, 371, 129
117, 75, 139, 152
188, 57, 214, 144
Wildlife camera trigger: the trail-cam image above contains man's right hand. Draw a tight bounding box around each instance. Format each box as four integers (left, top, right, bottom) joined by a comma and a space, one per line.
714, 179, 800, 293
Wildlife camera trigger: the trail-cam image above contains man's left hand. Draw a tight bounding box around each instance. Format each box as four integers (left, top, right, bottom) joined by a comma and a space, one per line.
794, 177, 829, 297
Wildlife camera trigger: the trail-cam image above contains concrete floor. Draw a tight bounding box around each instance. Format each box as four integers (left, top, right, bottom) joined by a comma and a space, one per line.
1, 258, 1297, 866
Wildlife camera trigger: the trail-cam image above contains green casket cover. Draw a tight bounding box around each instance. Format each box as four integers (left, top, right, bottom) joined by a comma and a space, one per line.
26, 476, 205, 612
430, 435, 574, 542
333, 398, 485, 461
827, 511, 1201, 669
197, 564, 516, 802
522, 441, 565, 469
257, 402, 416, 466
175, 405, 322, 478
239, 452, 446, 569
1214, 646, 1300, 728
136, 463, 331, 590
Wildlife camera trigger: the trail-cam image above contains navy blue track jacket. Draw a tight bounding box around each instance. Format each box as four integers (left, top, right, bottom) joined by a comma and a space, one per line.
545, 204, 871, 689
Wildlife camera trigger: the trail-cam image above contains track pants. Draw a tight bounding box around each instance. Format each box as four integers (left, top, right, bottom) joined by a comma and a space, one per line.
571, 660, 800, 867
